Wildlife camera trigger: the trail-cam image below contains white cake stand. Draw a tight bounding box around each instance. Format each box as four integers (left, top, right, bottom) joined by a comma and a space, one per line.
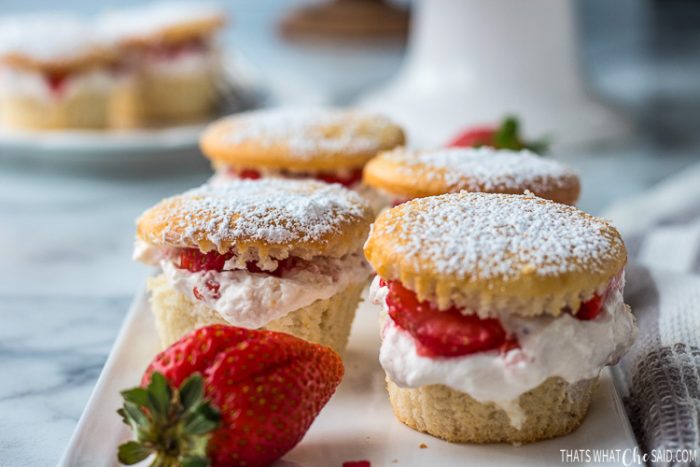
359, 0, 630, 148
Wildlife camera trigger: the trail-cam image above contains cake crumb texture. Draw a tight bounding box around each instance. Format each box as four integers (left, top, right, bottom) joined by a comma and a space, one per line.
148, 274, 365, 353
386, 376, 596, 444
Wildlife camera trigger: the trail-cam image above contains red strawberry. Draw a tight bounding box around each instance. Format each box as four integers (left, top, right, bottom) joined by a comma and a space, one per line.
575, 294, 604, 321
227, 167, 363, 187
238, 169, 262, 180
385, 280, 510, 357
447, 116, 548, 153
447, 126, 496, 148
176, 248, 302, 278
225, 168, 262, 180
117, 325, 344, 467
177, 249, 235, 272
572, 273, 622, 321
46, 72, 69, 96
314, 168, 364, 188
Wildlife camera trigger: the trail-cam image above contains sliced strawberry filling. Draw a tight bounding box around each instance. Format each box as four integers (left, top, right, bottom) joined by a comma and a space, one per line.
176, 248, 304, 303
226, 167, 363, 188
576, 294, 604, 321
573, 274, 621, 320
177, 248, 232, 272
45, 72, 70, 97
193, 279, 221, 301
382, 274, 621, 358
314, 168, 363, 187
237, 168, 261, 180
176, 248, 300, 276
384, 280, 511, 357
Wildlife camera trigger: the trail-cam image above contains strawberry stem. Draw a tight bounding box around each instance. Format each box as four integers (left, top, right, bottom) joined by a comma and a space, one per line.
117, 372, 220, 466
494, 115, 549, 153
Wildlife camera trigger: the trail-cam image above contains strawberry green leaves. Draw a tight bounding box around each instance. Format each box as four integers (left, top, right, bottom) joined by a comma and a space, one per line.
493, 116, 548, 154
121, 325, 345, 466
448, 115, 549, 154
117, 372, 221, 466
117, 442, 152, 464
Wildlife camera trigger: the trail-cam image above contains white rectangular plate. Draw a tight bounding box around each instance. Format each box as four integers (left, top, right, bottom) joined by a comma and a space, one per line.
61, 289, 638, 467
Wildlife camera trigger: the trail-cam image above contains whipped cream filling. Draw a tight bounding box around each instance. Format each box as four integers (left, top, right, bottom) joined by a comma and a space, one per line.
160, 252, 371, 328
0, 67, 119, 102
353, 184, 392, 215
133, 239, 171, 265
144, 48, 219, 77
371, 276, 636, 428
373, 186, 409, 208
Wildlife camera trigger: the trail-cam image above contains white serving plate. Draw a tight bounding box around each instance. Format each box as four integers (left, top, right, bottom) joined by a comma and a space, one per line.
0, 124, 208, 164
60, 289, 639, 467
0, 51, 266, 166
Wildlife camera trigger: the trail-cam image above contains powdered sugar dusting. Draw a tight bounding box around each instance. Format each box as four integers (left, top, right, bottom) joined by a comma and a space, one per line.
0, 14, 97, 62
98, 2, 224, 44
384, 147, 576, 191
387, 192, 622, 279
217, 107, 399, 160
153, 179, 368, 248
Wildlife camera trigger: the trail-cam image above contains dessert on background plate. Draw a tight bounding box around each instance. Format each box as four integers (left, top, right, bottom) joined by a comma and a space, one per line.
0, 14, 119, 130
363, 147, 580, 207
364, 192, 636, 443
200, 107, 405, 211
98, 1, 226, 127
134, 178, 373, 353
117, 324, 344, 467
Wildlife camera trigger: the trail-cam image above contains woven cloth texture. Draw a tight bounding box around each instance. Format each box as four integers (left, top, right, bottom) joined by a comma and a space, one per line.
605, 163, 700, 464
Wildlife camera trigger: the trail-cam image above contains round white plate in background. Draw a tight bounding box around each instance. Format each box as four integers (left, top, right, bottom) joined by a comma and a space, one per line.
0, 50, 268, 167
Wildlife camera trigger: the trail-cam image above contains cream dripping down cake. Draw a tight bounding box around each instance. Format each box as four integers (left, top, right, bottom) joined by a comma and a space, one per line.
364, 192, 636, 443
363, 147, 581, 208
200, 107, 405, 212
0, 14, 118, 129
134, 179, 374, 353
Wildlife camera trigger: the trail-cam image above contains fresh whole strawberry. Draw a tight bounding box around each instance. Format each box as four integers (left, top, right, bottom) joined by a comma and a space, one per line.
447, 115, 548, 153
117, 325, 344, 467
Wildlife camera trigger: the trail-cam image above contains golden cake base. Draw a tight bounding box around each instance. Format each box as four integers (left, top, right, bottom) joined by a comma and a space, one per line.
386, 376, 596, 444
148, 274, 365, 353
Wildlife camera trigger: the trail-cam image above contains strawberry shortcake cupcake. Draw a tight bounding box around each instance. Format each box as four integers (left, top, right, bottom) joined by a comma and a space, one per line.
135, 178, 373, 353
98, 2, 226, 127
200, 107, 405, 211
363, 147, 580, 207
365, 192, 636, 443
0, 14, 119, 130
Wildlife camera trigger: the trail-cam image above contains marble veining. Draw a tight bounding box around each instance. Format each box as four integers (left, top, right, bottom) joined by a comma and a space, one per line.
0, 164, 211, 466
0, 296, 128, 466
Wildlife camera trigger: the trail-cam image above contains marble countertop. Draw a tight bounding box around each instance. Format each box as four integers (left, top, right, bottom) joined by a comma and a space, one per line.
0, 165, 212, 466
2, 2, 700, 466
2, 140, 699, 467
